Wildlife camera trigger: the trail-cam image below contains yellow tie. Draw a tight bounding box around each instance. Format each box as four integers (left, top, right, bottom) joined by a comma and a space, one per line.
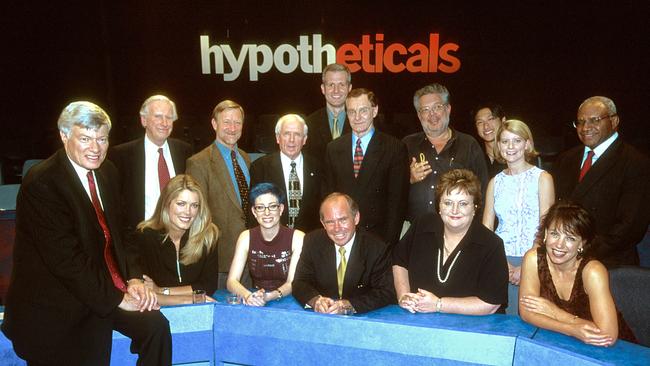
331, 115, 340, 139
337, 246, 347, 298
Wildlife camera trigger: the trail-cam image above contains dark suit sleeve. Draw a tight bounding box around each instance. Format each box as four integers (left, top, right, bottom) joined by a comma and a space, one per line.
292, 234, 323, 306
348, 240, 395, 313
323, 143, 336, 196
385, 141, 409, 245
468, 139, 489, 194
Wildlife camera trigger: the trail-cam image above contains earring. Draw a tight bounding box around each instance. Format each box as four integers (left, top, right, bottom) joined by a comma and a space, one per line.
577, 247, 584, 254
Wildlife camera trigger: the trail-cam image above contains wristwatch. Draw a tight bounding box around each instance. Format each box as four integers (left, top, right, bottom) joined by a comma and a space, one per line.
162, 287, 170, 295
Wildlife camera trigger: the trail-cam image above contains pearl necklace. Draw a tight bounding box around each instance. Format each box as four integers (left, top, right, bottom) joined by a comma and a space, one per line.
437, 247, 462, 284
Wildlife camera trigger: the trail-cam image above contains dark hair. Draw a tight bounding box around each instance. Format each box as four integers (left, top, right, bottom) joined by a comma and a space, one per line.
249, 182, 285, 205
347, 88, 378, 107
535, 201, 596, 257
471, 102, 505, 120
435, 169, 482, 211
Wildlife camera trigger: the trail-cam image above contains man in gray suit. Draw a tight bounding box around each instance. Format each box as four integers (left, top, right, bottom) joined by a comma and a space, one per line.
186, 100, 251, 288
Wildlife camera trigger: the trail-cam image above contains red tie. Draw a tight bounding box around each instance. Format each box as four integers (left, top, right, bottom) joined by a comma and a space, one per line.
87, 171, 127, 292
579, 150, 594, 182
158, 147, 171, 190
353, 138, 363, 178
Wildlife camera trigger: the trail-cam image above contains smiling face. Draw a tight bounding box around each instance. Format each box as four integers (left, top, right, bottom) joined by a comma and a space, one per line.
252, 193, 283, 230
320, 196, 360, 246
60, 125, 109, 170
276, 117, 307, 160
544, 223, 585, 267
168, 189, 200, 235
497, 129, 530, 165
475, 108, 503, 143
212, 107, 243, 149
417, 93, 451, 138
576, 100, 618, 149
321, 70, 351, 110
439, 188, 475, 233
141, 100, 175, 146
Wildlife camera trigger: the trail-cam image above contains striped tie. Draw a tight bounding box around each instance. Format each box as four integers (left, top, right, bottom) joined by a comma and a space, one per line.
353, 138, 363, 178
288, 161, 301, 228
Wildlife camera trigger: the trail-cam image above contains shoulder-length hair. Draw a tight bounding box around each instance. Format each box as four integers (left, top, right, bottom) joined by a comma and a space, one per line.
493, 119, 540, 164
534, 201, 596, 258
137, 174, 219, 265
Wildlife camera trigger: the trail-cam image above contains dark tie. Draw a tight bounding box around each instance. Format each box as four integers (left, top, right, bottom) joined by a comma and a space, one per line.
337, 246, 347, 299
158, 147, 171, 190
230, 149, 249, 214
288, 161, 302, 228
87, 171, 127, 292
353, 138, 363, 178
579, 150, 594, 182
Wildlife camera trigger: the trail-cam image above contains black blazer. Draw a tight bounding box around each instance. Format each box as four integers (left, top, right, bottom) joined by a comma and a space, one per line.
2, 149, 137, 363
553, 139, 650, 266
292, 229, 395, 314
109, 137, 192, 232
304, 107, 351, 159
249, 152, 324, 232
325, 131, 409, 246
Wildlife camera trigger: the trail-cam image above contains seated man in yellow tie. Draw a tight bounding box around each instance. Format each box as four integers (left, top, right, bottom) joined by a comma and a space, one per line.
292, 193, 395, 314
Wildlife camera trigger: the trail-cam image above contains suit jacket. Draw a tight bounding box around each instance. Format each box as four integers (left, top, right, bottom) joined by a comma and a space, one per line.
553, 139, 650, 266
305, 107, 351, 159
109, 137, 192, 232
249, 152, 323, 232
2, 149, 137, 364
325, 131, 409, 246
186, 143, 250, 271
292, 229, 395, 314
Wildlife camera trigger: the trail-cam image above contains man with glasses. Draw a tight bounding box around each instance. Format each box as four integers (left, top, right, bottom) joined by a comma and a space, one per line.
250, 114, 323, 232
110, 95, 192, 235
553, 96, 650, 266
404, 83, 488, 222
305, 63, 352, 159
325, 88, 408, 246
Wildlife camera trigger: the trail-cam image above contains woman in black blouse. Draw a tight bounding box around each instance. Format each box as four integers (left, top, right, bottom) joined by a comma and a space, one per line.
393, 169, 508, 315
136, 174, 219, 305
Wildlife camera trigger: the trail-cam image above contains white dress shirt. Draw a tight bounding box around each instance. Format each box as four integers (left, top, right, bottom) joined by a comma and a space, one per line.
144, 136, 176, 220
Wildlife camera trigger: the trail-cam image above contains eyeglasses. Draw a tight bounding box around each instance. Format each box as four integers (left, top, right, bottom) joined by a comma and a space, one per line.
347, 106, 373, 118
418, 103, 448, 115
573, 114, 615, 128
253, 203, 281, 213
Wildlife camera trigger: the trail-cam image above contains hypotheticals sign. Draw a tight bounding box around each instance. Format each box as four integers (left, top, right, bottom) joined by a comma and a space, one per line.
200, 33, 461, 81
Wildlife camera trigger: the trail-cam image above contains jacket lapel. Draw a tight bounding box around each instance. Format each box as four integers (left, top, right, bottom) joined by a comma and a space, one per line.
354, 132, 383, 191
343, 232, 366, 298
210, 144, 241, 210
572, 140, 621, 199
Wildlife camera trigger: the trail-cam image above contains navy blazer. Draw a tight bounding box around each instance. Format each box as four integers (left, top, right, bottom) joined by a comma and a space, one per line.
304, 107, 351, 159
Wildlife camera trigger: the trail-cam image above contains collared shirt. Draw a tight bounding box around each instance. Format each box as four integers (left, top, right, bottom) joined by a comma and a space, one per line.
327, 108, 346, 137
67, 156, 104, 209
335, 232, 356, 268
351, 128, 375, 160
581, 132, 618, 167
143, 135, 176, 220
215, 140, 250, 205
280, 152, 304, 194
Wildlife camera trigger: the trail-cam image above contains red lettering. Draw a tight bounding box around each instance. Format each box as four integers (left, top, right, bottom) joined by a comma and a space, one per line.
428, 33, 439, 72
384, 44, 407, 72
375, 33, 384, 73
359, 35, 374, 72
406, 43, 428, 72
439, 43, 461, 73
336, 44, 361, 72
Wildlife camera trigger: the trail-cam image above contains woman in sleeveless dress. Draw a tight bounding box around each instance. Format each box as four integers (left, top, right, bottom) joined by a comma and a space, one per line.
519, 202, 636, 345
227, 182, 304, 306
482, 119, 554, 314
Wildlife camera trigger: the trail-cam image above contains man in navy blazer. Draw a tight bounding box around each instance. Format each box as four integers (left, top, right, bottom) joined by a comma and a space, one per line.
293, 193, 394, 314
1, 102, 171, 365
325, 88, 409, 246
249, 114, 323, 232
110, 95, 192, 233
553, 96, 650, 266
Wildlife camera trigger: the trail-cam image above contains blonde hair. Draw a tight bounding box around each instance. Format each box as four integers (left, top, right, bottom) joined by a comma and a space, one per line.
493, 119, 539, 164
138, 174, 219, 265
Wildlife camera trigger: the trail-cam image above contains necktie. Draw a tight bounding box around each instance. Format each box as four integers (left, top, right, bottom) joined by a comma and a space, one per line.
230, 149, 249, 214
353, 138, 363, 178
87, 171, 127, 292
158, 147, 171, 190
288, 161, 302, 228
337, 246, 347, 299
331, 115, 340, 139
579, 150, 594, 182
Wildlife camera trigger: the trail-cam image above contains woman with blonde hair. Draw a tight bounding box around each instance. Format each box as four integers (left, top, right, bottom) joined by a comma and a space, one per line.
136, 174, 219, 305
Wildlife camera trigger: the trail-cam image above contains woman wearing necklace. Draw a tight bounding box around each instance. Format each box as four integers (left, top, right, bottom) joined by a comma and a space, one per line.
227, 182, 304, 306
136, 174, 220, 305
482, 120, 555, 314
393, 169, 508, 314
519, 202, 636, 345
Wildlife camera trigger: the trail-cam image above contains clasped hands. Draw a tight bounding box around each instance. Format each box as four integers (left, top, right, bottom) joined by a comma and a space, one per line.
399, 288, 439, 313
119, 278, 159, 312
312, 296, 354, 315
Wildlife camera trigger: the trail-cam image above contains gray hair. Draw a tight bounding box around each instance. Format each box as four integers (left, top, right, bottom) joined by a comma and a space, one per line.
57, 101, 112, 137
275, 114, 308, 135
139, 95, 178, 121
579, 96, 617, 115
322, 63, 351, 84
413, 83, 450, 110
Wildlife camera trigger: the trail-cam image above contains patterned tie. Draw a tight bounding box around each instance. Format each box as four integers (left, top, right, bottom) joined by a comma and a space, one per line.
579, 150, 594, 182
87, 171, 127, 292
288, 161, 302, 228
353, 138, 363, 178
230, 149, 249, 214
331, 115, 340, 139
158, 147, 171, 190
337, 246, 347, 299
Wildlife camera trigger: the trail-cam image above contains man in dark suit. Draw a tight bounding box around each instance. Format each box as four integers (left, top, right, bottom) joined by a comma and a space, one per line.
305, 63, 352, 158
553, 96, 650, 267
1, 102, 171, 365
110, 95, 192, 233
325, 88, 409, 246
293, 193, 394, 314
250, 114, 322, 232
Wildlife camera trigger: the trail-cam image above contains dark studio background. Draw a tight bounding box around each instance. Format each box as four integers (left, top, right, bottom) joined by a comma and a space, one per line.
2, 0, 648, 182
